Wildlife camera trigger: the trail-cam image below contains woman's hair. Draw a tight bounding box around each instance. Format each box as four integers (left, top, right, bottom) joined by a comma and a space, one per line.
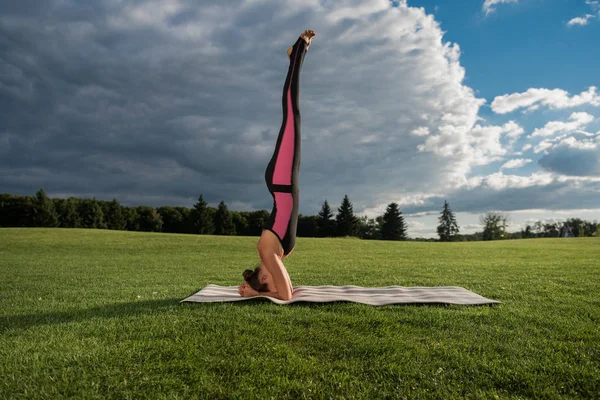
243, 265, 269, 292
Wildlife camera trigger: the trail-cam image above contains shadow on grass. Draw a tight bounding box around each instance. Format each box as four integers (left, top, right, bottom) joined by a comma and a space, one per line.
1, 298, 181, 332
2, 297, 500, 332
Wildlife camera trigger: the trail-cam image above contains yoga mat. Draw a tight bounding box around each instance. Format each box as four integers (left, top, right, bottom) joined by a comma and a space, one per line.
181, 284, 500, 306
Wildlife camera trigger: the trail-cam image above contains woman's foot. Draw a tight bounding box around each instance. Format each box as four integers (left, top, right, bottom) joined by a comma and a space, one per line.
288, 29, 316, 58
300, 29, 316, 50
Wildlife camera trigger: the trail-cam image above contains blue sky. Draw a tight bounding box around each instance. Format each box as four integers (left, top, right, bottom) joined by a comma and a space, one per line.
1, 0, 599, 237
412, 0, 600, 96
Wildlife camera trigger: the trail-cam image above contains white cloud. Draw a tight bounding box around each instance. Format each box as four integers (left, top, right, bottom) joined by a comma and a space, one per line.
482, 172, 555, 190
326, 0, 390, 23
534, 139, 555, 154
483, 0, 519, 15
362, 192, 440, 218
491, 86, 600, 114
531, 112, 595, 137
558, 136, 599, 150
585, 0, 600, 12
418, 120, 524, 166
522, 144, 533, 152
411, 126, 430, 136
500, 158, 533, 170
567, 14, 595, 26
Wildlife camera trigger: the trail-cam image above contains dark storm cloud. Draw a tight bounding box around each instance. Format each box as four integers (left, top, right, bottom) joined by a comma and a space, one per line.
0, 0, 277, 207
538, 145, 600, 176
0, 0, 451, 212
402, 180, 600, 215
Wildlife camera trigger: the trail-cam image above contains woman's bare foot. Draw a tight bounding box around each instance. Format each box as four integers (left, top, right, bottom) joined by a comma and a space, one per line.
300, 29, 316, 50
288, 29, 316, 58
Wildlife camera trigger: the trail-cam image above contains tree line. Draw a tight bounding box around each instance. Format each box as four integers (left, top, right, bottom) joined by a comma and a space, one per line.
1, 189, 597, 241
0, 189, 408, 240
477, 212, 599, 240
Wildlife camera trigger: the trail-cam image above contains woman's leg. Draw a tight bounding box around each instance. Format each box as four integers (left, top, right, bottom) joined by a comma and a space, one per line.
263, 32, 313, 256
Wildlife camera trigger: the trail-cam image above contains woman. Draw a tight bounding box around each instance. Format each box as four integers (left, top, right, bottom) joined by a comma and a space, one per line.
238, 29, 316, 301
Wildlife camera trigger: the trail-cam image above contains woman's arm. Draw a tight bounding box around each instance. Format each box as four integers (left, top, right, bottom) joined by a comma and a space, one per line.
238, 282, 290, 301
258, 250, 293, 301
255, 230, 293, 301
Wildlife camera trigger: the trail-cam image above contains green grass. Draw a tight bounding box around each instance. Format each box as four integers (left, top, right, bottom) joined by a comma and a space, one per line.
1, 228, 599, 399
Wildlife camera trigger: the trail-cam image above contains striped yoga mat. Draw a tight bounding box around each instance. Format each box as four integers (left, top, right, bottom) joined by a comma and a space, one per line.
181, 284, 500, 306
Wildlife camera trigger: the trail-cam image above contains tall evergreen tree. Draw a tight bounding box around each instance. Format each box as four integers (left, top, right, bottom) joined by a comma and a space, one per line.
32, 188, 59, 227
437, 200, 459, 242
191, 194, 214, 234
106, 199, 126, 230
214, 201, 236, 235
335, 195, 359, 237
380, 202, 407, 240
317, 200, 335, 237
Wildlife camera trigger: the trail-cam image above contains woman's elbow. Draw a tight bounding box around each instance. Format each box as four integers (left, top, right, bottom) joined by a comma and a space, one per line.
278, 291, 293, 301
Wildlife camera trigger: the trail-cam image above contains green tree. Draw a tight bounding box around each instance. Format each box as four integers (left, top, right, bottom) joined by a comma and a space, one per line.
246, 210, 270, 236
582, 220, 597, 237
437, 200, 459, 242
335, 195, 359, 237
106, 199, 126, 230
80, 199, 106, 229
191, 194, 214, 234
543, 223, 559, 238
214, 201, 236, 235
297, 214, 318, 237
533, 221, 543, 237
564, 218, 583, 237
317, 200, 335, 237
521, 224, 535, 239
358, 215, 381, 240
136, 206, 163, 232
158, 206, 183, 233
380, 202, 407, 240
174, 206, 194, 233
0, 194, 30, 227
60, 197, 82, 228
231, 211, 249, 236
32, 188, 58, 227
53, 198, 66, 222
0, 194, 11, 227
123, 207, 140, 231
481, 212, 508, 241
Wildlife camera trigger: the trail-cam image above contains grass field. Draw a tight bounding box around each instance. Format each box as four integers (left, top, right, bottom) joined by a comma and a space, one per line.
0, 228, 599, 399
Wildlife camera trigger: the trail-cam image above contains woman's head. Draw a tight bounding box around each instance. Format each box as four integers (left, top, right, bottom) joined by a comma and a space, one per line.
243, 263, 274, 292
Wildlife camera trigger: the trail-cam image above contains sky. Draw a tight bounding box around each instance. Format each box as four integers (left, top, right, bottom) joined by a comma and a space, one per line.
1, 0, 599, 238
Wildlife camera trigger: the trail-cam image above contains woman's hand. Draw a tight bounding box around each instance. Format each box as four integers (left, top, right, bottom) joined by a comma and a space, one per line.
238, 283, 260, 297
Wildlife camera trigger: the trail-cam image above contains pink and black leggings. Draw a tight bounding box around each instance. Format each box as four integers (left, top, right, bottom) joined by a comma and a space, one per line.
263, 37, 308, 257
